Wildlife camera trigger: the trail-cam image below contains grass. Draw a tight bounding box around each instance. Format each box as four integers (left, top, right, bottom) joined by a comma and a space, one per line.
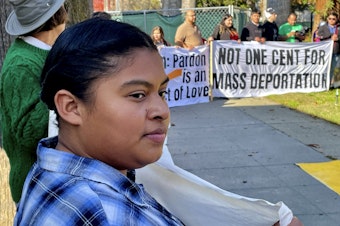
267, 89, 340, 125
1, 89, 339, 225
0, 148, 16, 226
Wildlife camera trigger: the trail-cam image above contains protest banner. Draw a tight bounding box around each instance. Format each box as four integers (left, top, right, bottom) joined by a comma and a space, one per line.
211, 40, 333, 98
159, 46, 210, 107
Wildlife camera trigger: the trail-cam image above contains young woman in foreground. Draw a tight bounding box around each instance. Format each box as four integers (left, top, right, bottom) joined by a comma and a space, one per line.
14, 17, 302, 226
14, 17, 183, 225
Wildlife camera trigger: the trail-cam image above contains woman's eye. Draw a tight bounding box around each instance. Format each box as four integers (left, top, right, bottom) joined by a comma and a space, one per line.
130, 93, 145, 99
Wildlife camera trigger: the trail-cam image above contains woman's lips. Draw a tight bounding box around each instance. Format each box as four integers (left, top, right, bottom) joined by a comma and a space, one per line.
145, 133, 166, 143
144, 128, 167, 143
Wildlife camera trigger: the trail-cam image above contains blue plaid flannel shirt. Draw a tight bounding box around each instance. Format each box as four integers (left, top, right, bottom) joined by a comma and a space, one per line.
14, 137, 184, 226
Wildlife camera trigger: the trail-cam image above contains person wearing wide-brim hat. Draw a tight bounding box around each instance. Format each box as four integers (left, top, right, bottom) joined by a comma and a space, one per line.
0, 0, 67, 203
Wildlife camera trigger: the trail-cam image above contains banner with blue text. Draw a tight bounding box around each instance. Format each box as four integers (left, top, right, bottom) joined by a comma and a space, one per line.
159, 46, 210, 107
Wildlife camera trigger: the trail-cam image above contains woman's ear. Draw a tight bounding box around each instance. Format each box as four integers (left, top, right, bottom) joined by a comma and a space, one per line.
54, 90, 83, 126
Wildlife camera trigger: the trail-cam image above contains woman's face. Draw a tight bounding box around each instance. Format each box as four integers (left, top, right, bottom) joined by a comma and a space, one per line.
63, 49, 170, 172
327, 15, 338, 26
224, 17, 233, 27
153, 29, 162, 41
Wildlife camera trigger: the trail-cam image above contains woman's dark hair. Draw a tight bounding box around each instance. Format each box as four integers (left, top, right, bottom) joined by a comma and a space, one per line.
40, 17, 157, 114
25, 5, 68, 36
92, 11, 112, 20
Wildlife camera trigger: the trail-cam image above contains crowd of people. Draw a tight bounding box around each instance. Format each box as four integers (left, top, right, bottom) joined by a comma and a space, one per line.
151, 8, 339, 87
172, 8, 338, 45
153, 8, 338, 48
0, 0, 337, 224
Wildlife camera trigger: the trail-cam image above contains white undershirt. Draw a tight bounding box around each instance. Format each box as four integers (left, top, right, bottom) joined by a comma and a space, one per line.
21, 36, 51, 50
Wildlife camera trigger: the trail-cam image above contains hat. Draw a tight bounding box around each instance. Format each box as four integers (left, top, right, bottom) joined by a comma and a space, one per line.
319, 21, 326, 27
265, 8, 276, 19
5, 0, 64, 36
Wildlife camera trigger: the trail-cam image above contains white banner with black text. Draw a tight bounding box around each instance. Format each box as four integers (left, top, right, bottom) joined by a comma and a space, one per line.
211, 40, 333, 98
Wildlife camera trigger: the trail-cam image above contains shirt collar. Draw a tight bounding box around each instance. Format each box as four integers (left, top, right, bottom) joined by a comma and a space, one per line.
251, 21, 259, 26
20, 36, 52, 50
38, 137, 148, 206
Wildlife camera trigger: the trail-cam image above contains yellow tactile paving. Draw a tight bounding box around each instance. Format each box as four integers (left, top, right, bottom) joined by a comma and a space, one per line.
297, 160, 340, 195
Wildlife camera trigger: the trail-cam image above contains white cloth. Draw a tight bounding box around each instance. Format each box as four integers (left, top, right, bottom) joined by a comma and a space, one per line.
48, 110, 58, 137
21, 36, 51, 50
136, 145, 293, 226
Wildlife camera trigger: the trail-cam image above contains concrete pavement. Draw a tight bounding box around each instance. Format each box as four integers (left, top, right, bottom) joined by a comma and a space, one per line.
166, 97, 340, 226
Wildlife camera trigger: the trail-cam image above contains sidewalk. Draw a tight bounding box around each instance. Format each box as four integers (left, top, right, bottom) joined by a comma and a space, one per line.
166, 97, 340, 226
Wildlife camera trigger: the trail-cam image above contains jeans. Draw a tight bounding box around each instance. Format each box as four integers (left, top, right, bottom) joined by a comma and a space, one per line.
330, 54, 340, 87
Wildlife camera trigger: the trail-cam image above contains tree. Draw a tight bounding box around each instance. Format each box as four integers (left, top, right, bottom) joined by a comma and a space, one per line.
291, 0, 337, 33
196, 0, 256, 9
120, 0, 161, 11
65, 0, 93, 26
0, 1, 14, 69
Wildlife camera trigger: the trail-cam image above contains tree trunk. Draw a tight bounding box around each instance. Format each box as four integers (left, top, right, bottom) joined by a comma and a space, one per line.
335, 0, 340, 15
312, 0, 328, 34
0, 1, 14, 69
65, 0, 93, 26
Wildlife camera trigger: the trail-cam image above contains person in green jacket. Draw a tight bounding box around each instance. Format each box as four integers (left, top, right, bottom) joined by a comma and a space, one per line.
0, 0, 67, 203
278, 12, 305, 43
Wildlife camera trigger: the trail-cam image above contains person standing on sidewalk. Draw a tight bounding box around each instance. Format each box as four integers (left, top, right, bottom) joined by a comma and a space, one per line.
151, 25, 171, 49
14, 17, 184, 225
0, 0, 67, 203
174, 9, 204, 50
241, 9, 266, 43
207, 13, 240, 42
278, 12, 305, 43
263, 8, 279, 41
317, 11, 340, 88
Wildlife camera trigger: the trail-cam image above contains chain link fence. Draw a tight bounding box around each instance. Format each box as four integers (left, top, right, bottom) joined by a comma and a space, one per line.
107, 6, 250, 45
